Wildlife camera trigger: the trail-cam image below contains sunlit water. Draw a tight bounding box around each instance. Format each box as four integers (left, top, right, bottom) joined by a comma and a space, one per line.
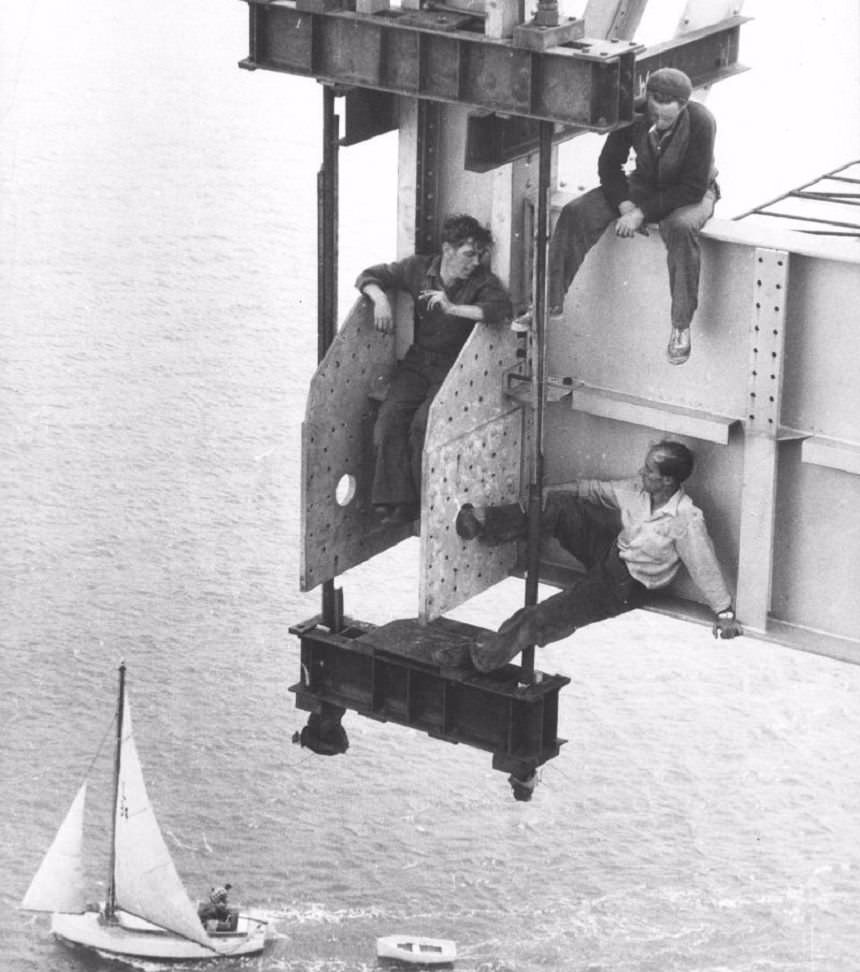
3, 2, 860, 971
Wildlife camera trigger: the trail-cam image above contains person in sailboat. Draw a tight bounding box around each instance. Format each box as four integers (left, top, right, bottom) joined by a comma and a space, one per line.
198, 882, 232, 924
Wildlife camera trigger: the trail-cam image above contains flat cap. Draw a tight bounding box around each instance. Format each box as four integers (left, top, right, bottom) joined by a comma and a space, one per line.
646, 67, 693, 102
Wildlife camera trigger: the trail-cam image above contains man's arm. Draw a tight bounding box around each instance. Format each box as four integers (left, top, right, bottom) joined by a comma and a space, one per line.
675, 510, 743, 639
423, 271, 512, 324
356, 257, 418, 335
598, 124, 650, 237
422, 291, 488, 322
467, 271, 513, 325
546, 477, 630, 510
597, 126, 636, 212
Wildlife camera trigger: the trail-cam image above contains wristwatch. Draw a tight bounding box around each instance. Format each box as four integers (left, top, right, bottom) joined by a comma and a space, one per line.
716, 608, 735, 620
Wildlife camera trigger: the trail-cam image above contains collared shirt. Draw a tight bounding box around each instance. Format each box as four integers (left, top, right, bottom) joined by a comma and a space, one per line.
575, 477, 732, 613
355, 254, 511, 362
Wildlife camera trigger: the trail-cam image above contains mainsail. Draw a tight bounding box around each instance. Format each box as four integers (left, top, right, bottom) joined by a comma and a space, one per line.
113, 700, 213, 949
20, 783, 88, 914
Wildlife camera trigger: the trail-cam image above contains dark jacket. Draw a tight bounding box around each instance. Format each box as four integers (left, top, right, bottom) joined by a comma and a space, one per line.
598, 98, 717, 222
356, 254, 511, 363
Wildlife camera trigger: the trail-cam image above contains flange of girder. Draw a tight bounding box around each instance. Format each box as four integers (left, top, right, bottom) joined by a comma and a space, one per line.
240, 0, 639, 130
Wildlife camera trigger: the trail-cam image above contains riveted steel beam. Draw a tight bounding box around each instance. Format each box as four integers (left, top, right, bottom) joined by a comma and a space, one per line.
415, 99, 442, 253
735, 247, 789, 632
240, 0, 639, 129
464, 14, 748, 171
289, 616, 570, 777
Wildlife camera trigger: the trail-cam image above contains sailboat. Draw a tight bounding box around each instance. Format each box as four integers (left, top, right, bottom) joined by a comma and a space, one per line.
20, 663, 268, 961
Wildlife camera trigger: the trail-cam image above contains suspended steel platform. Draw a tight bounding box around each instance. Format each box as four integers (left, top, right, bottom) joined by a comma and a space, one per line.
233, 2, 856, 793
289, 615, 570, 789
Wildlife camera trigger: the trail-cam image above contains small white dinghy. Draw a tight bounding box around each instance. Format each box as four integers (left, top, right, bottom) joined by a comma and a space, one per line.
377, 934, 457, 966
20, 663, 268, 961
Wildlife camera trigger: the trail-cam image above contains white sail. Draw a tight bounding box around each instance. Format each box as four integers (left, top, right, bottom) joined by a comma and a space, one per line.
113, 700, 213, 949
21, 783, 88, 914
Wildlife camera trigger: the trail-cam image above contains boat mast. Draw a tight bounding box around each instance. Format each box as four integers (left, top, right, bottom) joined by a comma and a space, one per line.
105, 661, 126, 919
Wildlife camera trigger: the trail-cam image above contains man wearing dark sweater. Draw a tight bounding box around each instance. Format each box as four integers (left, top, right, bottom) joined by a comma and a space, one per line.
535, 68, 718, 365
357, 214, 512, 523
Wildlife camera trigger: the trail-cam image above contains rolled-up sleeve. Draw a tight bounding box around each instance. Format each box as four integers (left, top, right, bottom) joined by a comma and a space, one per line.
577, 478, 633, 510
675, 509, 732, 613
471, 273, 512, 324
355, 256, 421, 296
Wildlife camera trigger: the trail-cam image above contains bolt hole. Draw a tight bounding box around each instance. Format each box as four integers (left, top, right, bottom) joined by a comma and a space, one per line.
335, 474, 357, 507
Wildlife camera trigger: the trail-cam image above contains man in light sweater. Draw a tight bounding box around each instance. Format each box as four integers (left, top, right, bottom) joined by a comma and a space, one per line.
451, 440, 742, 672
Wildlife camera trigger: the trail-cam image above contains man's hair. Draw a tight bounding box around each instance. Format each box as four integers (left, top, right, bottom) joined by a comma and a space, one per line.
653, 440, 694, 484
440, 214, 493, 250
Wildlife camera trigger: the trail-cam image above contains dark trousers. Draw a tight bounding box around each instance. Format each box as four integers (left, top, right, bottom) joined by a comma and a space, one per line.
548, 185, 717, 328
371, 346, 451, 507
487, 494, 646, 646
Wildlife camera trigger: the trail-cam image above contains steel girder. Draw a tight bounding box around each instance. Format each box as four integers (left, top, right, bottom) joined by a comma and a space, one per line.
240, 0, 639, 130
289, 616, 570, 778
464, 15, 749, 170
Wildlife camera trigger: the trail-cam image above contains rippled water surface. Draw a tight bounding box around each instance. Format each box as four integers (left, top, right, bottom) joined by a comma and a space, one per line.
3, 2, 860, 971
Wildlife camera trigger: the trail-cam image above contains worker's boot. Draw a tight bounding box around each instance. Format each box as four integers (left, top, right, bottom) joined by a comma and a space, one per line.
455, 502, 526, 545
470, 604, 539, 672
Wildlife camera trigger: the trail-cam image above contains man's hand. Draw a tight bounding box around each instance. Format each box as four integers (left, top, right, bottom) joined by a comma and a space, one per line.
371, 292, 394, 333
615, 206, 646, 238
712, 614, 743, 640
421, 289, 453, 314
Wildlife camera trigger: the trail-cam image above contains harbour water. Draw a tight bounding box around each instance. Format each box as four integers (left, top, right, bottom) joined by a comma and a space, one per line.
3, 1, 860, 970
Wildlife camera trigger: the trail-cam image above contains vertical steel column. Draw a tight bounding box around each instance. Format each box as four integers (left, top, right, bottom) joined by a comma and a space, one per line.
735, 247, 789, 630
318, 85, 339, 359
318, 85, 344, 631
522, 121, 554, 679
415, 100, 442, 253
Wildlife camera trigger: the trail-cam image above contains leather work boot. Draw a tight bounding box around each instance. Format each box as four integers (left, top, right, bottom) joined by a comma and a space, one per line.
454, 503, 485, 540
456, 502, 526, 545
470, 605, 538, 672
667, 326, 691, 365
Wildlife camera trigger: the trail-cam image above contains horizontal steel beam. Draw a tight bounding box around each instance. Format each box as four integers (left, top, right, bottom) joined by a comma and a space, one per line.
240, 0, 638, 129
289, 615, 570, 775
465, 15, 749, 171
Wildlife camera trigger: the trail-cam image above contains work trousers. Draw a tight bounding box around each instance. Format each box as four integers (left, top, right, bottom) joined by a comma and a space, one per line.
371, 346, 452, 507
548, 185, 717, 328
486, 493, 647, 646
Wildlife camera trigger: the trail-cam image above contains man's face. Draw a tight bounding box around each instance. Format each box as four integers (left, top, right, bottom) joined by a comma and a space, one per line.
640, 448, 670, 495
647, 91, 684, 131
442, 239, 482, 280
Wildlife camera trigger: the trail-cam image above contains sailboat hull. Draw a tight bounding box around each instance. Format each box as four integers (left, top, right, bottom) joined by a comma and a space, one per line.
51, 909, 267, 961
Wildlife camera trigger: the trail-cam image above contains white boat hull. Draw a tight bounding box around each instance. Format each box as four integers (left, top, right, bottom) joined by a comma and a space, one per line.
52, 909, 267, 961
376, 934, 456, 965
